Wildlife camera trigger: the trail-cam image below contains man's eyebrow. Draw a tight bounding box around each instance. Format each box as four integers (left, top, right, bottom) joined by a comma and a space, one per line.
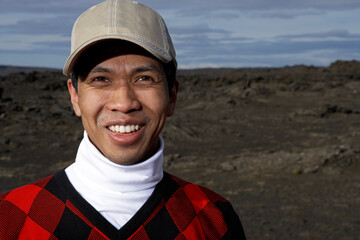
132, 64, 163, 75
88, 64, 163, 75
89, 66, 113, 73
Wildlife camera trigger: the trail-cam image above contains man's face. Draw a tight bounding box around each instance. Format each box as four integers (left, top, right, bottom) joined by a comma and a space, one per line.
67, 43, 178, 165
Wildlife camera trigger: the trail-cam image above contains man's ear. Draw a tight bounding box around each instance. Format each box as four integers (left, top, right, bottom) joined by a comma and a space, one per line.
67, 79, 82, 117
167, 80, 179, 117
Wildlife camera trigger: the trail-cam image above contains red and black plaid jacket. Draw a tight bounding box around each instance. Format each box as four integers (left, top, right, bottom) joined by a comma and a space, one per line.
0, 170, 246, 239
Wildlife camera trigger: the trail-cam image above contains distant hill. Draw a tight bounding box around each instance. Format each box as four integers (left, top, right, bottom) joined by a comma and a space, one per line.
1, 60, 359, 77
0, 65, 59, 76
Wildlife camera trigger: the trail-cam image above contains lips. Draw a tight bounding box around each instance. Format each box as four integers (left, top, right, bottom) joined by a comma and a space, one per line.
106, 122, 144, 146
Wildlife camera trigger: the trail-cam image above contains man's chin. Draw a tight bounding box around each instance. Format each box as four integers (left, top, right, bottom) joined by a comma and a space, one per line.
105, 152, 146, 166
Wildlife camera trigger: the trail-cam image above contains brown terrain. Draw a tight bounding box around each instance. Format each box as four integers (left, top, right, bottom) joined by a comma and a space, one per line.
0, 61, 359, 239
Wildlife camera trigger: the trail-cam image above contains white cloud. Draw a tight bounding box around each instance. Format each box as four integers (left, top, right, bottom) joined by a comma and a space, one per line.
0, 13, 54, 26
0, 34, 68, 51
277, 29, 360, 41
249, 9, 326, 19
0, 0, 100, 14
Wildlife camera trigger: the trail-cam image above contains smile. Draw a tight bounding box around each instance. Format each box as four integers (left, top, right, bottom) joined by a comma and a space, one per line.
108, 125, 141, 134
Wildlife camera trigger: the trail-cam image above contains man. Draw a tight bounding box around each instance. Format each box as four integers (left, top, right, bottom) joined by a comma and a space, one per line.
0, 0, 246, 239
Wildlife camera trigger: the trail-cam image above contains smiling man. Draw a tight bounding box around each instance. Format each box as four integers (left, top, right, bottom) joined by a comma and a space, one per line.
0, 0, 246, 239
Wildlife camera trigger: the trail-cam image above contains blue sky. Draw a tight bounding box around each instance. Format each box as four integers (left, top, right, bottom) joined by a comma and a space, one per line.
0, 0, 359, 69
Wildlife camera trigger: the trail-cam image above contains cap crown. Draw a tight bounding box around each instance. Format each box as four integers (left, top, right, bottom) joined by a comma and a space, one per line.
63, 0, 176, 75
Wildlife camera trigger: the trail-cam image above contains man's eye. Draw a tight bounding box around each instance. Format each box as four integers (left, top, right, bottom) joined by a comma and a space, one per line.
137, 76, 154, 82
91, 77, 109, 83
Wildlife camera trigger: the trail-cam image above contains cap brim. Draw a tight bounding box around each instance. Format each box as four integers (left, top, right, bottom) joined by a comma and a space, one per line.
63, 36, 175, 76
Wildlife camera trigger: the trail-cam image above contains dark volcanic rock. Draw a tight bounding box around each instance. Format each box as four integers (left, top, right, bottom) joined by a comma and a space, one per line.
1, 60, 359, 239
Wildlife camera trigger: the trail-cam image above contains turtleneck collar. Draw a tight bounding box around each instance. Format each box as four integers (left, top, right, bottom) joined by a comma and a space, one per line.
67, 131, 164, 193
65, 131, 164, 229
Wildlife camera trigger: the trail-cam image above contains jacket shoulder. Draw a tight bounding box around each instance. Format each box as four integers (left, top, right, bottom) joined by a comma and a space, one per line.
165, 173, 246, 239
168, 173, 228, 203
0, 175, 54, 213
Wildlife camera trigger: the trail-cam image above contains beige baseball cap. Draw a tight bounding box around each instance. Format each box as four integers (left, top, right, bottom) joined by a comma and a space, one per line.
63, 0, 177, 76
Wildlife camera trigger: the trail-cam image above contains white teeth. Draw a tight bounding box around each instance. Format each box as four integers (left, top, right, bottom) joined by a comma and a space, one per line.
125, 125, 131, 133
108, 125, 141, 134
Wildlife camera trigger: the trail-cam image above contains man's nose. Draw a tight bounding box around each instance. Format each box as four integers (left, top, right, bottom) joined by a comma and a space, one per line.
106, 84, 141, 113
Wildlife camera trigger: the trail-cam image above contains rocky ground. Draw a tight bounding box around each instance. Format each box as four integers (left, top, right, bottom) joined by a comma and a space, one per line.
1, 61, 359, 239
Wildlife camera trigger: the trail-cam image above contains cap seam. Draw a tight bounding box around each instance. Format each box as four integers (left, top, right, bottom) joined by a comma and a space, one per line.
155, 11, 169, 54
116, 33, 169, 56
107, 0, 111, 34
113, 0, 118, 34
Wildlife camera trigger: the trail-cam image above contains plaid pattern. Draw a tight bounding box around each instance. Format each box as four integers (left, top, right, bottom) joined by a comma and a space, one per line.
0, 171, 245, 240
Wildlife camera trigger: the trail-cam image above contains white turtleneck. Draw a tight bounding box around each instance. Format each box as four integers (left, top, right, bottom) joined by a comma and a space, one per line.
65, 131, 164, 230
